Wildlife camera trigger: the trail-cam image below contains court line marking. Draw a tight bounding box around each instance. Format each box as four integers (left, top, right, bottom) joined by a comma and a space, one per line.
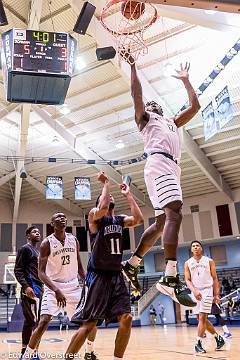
156, 348, 227, 359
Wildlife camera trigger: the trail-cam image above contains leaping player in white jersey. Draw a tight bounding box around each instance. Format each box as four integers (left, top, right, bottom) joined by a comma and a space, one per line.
121, 52, 200, 307
185, 241, 225, 353
22, 212, 98, 360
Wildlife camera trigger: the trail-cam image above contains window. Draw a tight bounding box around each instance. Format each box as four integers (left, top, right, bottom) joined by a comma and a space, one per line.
210, 245, 227, 265
76, 227, 88, 252
122, 228, 130, 250
216, 204, 233, 236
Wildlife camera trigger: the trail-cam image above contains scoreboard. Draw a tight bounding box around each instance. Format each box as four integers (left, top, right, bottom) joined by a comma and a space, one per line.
1, 29, 77, 105
12, 30, 72, 74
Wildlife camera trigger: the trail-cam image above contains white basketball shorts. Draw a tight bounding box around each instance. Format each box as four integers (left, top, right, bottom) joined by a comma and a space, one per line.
192, 287, 213, 315
144, 153, 182, 216
41, 278, 82, 318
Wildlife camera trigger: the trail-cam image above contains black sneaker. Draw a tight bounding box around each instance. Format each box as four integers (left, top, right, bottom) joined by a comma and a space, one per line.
195, 340, 206, 353
122, 261, 141, 290
215, 334, 225, 350
84, 352, 99, 360
156, 274, 196, 307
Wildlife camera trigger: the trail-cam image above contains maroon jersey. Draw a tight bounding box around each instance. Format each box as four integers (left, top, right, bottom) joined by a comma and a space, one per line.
89, 215, 125, 272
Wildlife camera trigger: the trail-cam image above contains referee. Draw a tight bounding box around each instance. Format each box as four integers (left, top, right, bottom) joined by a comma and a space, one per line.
14, 226, 43, 357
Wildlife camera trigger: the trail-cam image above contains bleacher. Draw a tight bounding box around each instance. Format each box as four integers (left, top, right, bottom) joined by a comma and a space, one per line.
216, 267, 240, 290
134, 267, 240, 295
1, 267, 239, 330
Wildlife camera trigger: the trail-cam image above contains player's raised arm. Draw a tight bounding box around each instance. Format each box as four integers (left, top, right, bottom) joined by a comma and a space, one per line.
88, 171, 110, 232
173, 62, 200, 128
120, 51, 148, 131
120, 183, 144, 227
38, 239, 66, 307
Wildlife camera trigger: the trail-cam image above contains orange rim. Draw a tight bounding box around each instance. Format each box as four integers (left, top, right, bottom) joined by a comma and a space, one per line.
100, 0, 158, 36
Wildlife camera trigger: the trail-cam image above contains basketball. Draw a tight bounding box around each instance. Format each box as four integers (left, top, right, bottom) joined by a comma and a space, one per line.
121, 1, 145, 20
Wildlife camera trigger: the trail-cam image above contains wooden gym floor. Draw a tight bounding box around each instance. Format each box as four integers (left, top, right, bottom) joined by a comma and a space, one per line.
1, 325, 238, 359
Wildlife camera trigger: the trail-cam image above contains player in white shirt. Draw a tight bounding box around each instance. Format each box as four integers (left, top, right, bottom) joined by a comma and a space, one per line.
121, 51, 200, 307
22, 212, 98, 360
185, 241, 225, 353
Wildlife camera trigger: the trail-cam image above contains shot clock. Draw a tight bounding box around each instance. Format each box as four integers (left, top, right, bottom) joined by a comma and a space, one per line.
1, 29, 77, 105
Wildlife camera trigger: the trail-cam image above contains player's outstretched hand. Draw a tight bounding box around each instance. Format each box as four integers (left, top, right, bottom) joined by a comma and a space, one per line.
120, 183, 130, 197
55, 289, 66, 308
97, 171, 109, 184
172, 62, 190, 81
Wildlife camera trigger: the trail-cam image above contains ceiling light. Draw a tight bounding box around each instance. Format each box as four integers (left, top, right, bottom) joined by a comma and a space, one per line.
75, 56, 86, 71
52, 135, 60, 144
59, 104, 70, 115
204, 10, 217, 15
116, 140, 125, 149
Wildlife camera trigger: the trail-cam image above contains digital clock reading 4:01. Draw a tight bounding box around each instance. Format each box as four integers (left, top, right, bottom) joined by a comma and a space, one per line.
13, 29, 69, 74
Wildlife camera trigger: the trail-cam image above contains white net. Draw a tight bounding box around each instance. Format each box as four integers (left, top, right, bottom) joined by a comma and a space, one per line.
100, 0, 157, 64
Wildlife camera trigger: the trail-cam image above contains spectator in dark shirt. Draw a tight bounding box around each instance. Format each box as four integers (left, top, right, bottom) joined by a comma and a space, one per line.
222, 277, 231, 295
149, 305, 157, 326
14, 226, 42, 357
229, 279, 236, 291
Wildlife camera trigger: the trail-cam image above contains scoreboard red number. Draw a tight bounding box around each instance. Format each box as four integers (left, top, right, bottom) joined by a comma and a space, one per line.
24, 44, 30, 55
62, 48, 67, 58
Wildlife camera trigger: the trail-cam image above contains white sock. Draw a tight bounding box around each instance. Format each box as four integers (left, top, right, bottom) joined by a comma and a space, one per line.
113, 357, 122, 360
128, 255, 142, 267
196, 336, 202, 342
223, 325, 229, 333
22, 347, 35, 359
165, 260, 177, 276
86, 340, 94, 353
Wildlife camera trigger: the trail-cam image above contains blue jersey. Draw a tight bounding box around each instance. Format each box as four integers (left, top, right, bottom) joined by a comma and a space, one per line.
14, 243, 42, 297
89, 215, 125, 272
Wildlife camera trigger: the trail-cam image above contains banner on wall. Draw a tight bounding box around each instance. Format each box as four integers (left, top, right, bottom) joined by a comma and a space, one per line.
46, 176, 63, 200
215, 86, 234, 129
75, 177, 91, 200
202, 102, 218, 141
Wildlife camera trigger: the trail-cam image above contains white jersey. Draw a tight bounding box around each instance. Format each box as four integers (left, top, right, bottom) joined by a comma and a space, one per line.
187, 255, 213, 290
141, 112, 181, 161
45, 233, 78, 283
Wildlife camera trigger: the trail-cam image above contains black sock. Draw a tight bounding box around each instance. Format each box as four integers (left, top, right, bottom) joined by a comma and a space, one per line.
133, 252, 143, 259
21, 347, 27, 356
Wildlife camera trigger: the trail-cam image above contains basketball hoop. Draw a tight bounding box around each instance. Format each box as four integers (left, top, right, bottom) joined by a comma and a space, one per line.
100, 0, 158, 64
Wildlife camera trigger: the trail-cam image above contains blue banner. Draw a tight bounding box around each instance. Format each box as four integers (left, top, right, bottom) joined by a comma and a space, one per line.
46, 176, 63, 200
75, 177, 91, 200
202, 102, 218, 141
215, 86, 234, 129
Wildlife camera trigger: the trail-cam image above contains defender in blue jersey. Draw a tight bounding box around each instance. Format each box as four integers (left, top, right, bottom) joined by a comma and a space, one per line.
14, 226, 43, 358
66, 171, 144, 360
